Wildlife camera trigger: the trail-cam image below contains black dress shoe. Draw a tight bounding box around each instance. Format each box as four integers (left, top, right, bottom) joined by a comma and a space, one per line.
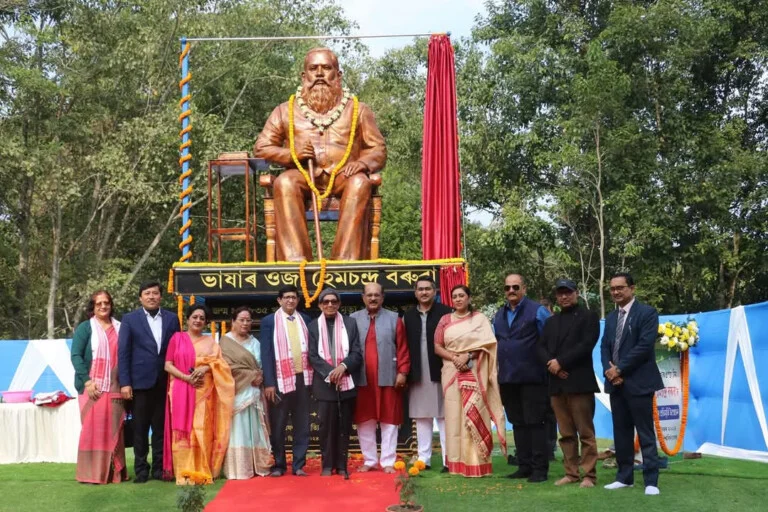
506, 469, 532, 479
424, 465, 431, 470
507, 454, 518, 465
337, 470, 350, 479
527, 474, 548, 483
441, 466, 449, 474
133, 474, 149, 484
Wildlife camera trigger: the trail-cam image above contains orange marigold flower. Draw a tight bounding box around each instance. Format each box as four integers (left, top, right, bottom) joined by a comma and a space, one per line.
393, 461, 406, 471
408, 467, 420, 477
414, 460, 426, 470
180, 470, 192, 479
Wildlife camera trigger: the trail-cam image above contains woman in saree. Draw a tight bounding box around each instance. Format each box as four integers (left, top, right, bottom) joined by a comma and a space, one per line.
220, 306, 272, 479
434, 285, 507, 477
163, 304, 235, 484
71, 290, 128, 484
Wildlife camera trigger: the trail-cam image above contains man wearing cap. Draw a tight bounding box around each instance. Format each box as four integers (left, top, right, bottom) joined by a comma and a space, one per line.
538, 279, 600, 488
308, 288, 363, 478
493, 273, 552, 483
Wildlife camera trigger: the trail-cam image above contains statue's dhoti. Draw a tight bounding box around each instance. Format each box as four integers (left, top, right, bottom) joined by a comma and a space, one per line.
273, 169, 371, 261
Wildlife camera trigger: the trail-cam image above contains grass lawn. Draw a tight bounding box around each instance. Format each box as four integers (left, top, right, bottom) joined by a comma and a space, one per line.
1, 443, 767, 511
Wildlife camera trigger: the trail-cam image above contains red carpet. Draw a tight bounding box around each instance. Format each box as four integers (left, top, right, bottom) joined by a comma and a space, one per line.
206, 466, 399, 512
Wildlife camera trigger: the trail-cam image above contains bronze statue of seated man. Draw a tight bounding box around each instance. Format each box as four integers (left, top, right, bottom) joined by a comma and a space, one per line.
254, 48, 387, 261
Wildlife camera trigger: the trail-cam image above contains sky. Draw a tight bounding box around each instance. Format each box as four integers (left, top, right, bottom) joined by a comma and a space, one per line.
335, 0, 487, 57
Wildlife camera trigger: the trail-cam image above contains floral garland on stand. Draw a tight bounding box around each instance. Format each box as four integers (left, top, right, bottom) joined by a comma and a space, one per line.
299, 258, 328, 308
634, 319, 699, 456
288, 93, 359, 201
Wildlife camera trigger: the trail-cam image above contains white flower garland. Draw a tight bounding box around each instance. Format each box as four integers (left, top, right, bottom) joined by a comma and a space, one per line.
295, 85, 351, 134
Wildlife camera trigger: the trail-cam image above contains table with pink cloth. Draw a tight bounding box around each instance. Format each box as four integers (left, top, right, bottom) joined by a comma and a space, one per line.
0, 400, 81, 464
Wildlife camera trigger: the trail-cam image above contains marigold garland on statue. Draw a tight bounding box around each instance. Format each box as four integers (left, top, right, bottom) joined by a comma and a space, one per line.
299, 258, 328, 308
295, 86, 351, 133
288, 93, 359, 201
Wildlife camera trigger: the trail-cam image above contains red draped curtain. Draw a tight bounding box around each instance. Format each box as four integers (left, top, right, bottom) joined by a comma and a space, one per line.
439, 265, 467, 308
422, 34, 462, 260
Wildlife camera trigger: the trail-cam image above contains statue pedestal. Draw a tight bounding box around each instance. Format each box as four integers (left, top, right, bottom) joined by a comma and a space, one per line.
172, 258, 465, 320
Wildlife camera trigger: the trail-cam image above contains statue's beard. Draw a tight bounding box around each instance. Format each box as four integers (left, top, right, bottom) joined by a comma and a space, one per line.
302, 81, 343, 114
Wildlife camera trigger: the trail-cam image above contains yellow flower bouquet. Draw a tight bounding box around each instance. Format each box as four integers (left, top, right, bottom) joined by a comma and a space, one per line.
657, 319, 700, 352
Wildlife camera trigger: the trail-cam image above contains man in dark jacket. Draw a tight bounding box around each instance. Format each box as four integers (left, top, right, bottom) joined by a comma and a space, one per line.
118, 280, 180, 483
538, 279, 600, 488
494, 273, 551, 483
308, 288, 363, 478
260, 285, 313, 477
601, 272, 664, 496
403, 276, 452, 472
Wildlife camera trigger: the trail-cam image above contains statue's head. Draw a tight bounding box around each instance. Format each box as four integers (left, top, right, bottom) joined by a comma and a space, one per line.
301, 48, 343, 114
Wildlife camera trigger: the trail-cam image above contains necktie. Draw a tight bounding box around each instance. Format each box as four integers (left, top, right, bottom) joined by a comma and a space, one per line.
286, 315, 303, 374
612, 309, 626, 363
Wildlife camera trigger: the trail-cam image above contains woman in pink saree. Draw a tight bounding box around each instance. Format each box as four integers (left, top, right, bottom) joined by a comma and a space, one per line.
434, 285, 507, 477
163, 304, 235, 484
71, 290, 128, 484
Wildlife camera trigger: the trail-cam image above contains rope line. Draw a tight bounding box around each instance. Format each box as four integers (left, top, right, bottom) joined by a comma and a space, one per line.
184, 33, 448, 42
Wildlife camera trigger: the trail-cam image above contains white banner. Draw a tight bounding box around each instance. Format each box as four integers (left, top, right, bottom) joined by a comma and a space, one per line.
655, 352, 683, 449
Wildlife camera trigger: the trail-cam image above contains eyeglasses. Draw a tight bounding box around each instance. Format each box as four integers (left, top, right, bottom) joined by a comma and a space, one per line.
504, 284, 521, 292
280, 295, 299, 301
416, 287, 434, 292
609, 286, 628, 292
321, 299, 340, 305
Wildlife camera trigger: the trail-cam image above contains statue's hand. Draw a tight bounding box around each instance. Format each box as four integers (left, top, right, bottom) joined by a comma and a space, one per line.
296, 140, 316, 163
340, 160, 368, 177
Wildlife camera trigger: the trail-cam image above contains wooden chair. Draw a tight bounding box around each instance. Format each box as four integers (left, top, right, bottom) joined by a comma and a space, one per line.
259, 171, 382, 262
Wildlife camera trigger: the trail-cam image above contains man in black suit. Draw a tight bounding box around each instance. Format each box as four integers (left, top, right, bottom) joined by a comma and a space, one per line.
308, 288, 363, 478
600, 272, 664, 496
261, 285, 313, 477
538, 279, 600, 488
118, 280, 180, 483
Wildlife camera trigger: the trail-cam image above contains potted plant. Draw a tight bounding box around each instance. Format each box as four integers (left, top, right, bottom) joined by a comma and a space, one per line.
386, 459, 425, 512
176, 470, 210, 512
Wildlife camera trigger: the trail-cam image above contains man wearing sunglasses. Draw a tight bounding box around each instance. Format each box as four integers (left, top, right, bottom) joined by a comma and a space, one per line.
308, 288, 363, 478
493, 274, 552, 483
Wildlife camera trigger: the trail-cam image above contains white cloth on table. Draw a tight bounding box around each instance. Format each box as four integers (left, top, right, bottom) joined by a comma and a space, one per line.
0, 400, 81, 464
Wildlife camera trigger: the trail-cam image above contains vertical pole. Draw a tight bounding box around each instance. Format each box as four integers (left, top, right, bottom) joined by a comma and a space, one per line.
179, 38, 193, 262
